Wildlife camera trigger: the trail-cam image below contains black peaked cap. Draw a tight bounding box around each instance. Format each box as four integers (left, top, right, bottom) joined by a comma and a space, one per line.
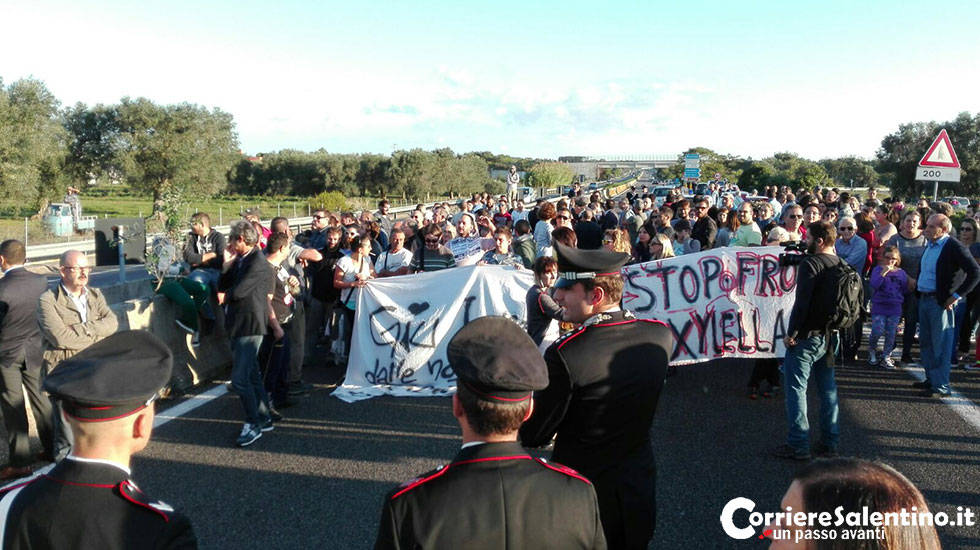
43, 330, 173, 421
553, 242, 630, 289
448, 317, 548, 402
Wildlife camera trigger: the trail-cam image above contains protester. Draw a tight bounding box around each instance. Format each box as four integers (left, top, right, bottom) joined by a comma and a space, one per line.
913, 214, 980, 397
375, 200, 393, 237
781, 204, 804, 241
885, 210, 927, 365
270, 217, 321, 400
672, 220, 701, 255
0, 239, 54, 479
183, 212, 226, 309
955, 217, 980, 364
773, 221, 841, 461
219, 221, 278, 447
835, 216, 869, 363
375, 227, 413, 277
731, 203, 762, 246
867, 246, 909, 369
0, 331, 197, 548
334, 235, 376, 363
260, 233, 293, 411
479, 227, 523, 267
39, 249, 119, 459
411, 224, 455, 272
670, 200, 690, 229
242, 208, 271, 248
308, 227, 344, 367
520, 243, 671, 548
691, 197, 717, 249
632, 224, 654, 263
551, 226, 578, 249
533, 202, 557, 258
649, 233, 675, 260
714, 207, 738, 247
602, 228, 631, 257
654, 206, 675, 240
512, 219, 536, 268
448, 212, 491, 267
525, 256, 564, 351
766, 458, 940, 549
510, 199, 529, 224
574, 208, 603, 250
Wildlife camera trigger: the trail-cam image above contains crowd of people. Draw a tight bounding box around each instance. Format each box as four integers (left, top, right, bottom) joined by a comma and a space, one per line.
0, 179, 970, 548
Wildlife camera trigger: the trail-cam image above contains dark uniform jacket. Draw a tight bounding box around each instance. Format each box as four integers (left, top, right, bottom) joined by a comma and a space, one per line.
218, 248, 274, 338
519, 310, 671, 550
0, 458, 196, 550
375, 441, 606, 550
0, 267, 48, 368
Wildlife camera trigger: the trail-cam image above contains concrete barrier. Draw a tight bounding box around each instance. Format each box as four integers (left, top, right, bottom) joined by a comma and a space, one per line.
104, 279, 231, 395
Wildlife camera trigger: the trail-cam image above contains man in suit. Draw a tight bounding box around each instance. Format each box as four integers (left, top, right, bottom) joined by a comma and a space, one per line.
520, 243, 672, 549
38, 249, 118, 460
375, 317, 606, 550
914, 214, 980, 397
0, 330, 197, 549
0, 240, 54, 479
219, 221, 277, 447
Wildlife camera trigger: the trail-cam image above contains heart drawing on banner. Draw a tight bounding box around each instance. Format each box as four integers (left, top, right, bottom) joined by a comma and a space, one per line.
407, 302, 430, 315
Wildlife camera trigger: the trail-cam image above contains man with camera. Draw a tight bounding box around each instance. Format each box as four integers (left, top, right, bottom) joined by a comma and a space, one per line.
773, 221, 842, 461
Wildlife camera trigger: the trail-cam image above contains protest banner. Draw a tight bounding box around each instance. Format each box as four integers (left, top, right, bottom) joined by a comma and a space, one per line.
622, 246, 797, 364
332, 265, 534, 402
333, 246, 797, 402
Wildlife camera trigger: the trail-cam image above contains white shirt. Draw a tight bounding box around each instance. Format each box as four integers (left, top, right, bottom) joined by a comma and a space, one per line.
376, 248, 413, 274
66, 454, 131, 476
62, 284, 89, 323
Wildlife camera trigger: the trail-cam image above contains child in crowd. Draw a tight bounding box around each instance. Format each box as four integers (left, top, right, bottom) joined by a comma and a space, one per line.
672, 220, 701, 256
868, 246, 909, 369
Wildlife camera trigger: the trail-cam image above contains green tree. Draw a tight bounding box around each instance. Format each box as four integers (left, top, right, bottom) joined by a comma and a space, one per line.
0, 78, 68, 214
819, 157, 878, 189
527, 162, 573, 189
115, 97, 239, 214
877, 112, 979, 199
63, 102, 122, 187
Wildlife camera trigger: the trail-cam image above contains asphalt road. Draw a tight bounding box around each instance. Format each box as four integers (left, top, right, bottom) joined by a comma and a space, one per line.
104, 338, 979, 550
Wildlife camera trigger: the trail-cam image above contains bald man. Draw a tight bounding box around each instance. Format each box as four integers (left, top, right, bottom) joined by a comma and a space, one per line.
38, 249, 118, 459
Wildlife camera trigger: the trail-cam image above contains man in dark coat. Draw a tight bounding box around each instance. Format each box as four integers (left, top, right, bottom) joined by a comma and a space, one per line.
691, 196, 717, 249
520, 243, 672, 549
0, 331, 197, 549
375, 317, 606, 550
219, 221, 277, 447
0, 240, 54, 479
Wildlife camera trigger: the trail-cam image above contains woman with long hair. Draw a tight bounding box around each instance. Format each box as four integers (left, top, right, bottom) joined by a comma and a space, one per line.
766, 458, 940, 549
525, 256, 565, 352
714, 207, 740, 247
534, 201, 557, 258
649, 233, 675, 260
333, 235, 376, 364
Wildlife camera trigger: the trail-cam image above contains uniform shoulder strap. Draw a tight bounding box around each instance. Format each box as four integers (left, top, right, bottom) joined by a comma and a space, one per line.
118, 480, 176, 523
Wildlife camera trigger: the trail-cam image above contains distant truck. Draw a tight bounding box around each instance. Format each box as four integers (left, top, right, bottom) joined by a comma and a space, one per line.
42, 203, 96, 237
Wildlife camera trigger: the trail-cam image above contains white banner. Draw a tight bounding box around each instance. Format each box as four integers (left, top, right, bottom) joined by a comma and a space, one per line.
332, 265, 534, 402
622, 246, 797, 364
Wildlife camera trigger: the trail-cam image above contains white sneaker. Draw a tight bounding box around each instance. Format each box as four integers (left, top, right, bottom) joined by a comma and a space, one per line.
881, 357, 896, 370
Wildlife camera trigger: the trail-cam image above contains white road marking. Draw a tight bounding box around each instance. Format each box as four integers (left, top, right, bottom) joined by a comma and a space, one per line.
901, 365, 980, 433
154, 383, 229, 428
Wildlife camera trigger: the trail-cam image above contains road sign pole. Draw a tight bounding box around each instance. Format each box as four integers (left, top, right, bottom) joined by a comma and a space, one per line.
933, 181, 938, 202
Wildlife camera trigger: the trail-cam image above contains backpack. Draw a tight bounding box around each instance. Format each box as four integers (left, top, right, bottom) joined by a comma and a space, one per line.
817, 258, 865, 331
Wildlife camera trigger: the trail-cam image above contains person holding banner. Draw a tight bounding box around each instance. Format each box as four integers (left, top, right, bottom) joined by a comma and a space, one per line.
375, 317, 606, 550
526, 256, 564, 351
520, 243, 671, 549
334, 235, 376, 363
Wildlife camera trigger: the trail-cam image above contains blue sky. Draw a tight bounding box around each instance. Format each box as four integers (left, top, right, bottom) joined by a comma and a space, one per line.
3, 0, 979, 160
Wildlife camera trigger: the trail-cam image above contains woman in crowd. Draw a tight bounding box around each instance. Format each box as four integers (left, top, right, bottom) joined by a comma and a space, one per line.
632, 222, 656, 264
874, 204, 899, 244
868, 246, 909, 369
766, 458, 940, 549
525, 256, 565, 352
855, 212, 879, 276
885, 210, 926, 365
603, 228, 632, 256
714, 207, 739, 247
534, 201, 557, 258
649, 233, 675, 260
333, 235, 376, 363
479, 227, 524, 267
955, 217, 980, 366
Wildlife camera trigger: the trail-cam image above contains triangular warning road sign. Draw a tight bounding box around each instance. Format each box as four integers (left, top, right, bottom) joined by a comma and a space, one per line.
919, 129, 960, 168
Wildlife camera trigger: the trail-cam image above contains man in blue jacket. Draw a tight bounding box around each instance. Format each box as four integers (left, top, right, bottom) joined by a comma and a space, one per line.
915, 214, 980, 397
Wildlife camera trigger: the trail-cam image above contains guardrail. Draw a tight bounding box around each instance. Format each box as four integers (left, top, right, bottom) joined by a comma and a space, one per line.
25, 177, 633, 263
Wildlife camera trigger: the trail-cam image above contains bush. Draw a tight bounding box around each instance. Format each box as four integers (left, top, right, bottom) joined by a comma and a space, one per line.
308, 191, 349, 213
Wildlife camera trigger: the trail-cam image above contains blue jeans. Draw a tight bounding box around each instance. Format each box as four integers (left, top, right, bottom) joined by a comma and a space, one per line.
783, 333, 840, 451
232, 335, 272, 425
949, 299, 966, 363
918, 297, 954, 392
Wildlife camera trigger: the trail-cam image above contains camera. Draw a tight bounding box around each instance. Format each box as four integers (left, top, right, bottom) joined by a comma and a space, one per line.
778, 241, 807, 267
